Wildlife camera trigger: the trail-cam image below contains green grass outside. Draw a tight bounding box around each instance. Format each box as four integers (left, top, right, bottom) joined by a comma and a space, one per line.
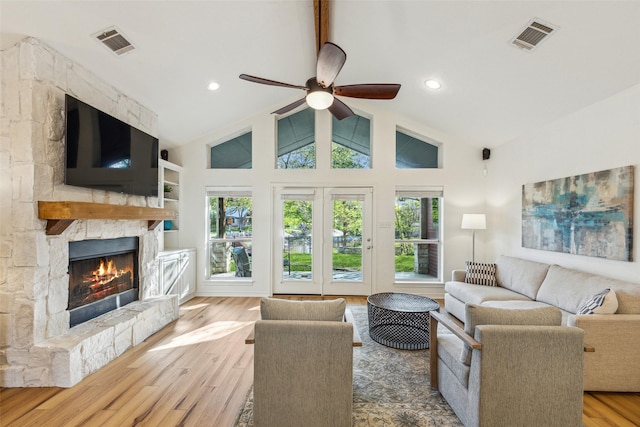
395, 255, 414, 272
282, 252, 415, 272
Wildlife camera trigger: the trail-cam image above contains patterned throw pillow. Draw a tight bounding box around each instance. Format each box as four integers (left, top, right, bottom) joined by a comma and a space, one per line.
577, 288, 618, 315
464, 261, 497, 286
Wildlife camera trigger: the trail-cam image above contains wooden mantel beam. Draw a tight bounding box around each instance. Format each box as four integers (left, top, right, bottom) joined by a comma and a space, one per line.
38, 201, 177, 235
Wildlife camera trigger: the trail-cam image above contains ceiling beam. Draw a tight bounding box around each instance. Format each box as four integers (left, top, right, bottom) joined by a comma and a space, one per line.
314, 0, 330, 55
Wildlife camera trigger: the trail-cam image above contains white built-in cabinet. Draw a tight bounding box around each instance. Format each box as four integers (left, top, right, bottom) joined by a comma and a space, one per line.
158, 248, 196, 304
158, 160, 195, 304
159, 159, 182, 250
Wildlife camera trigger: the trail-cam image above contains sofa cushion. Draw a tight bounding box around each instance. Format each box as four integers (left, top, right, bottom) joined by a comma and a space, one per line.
536, 265, 640, 314
460, 304, 562, 365
445, 281, 532, 307
577, 288, 618, 315
495, 255, 550, 299
464, 261, 497, 286
480, 300, 573, 326
480, 300, 553, 310
260, 298, 346, 321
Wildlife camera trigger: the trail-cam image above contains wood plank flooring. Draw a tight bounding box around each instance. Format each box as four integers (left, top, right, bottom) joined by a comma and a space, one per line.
1, 296, 638, 426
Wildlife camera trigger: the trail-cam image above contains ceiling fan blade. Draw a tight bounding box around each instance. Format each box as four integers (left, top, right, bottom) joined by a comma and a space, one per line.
328, 98, 354, 121
316, 42, 346, 88
239, 74, 307, 90
334, 84, 401, 99
272, 98, 307, 115
313, 0, 330, 55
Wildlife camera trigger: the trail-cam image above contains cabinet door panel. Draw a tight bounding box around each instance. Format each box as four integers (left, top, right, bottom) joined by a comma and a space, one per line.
160, 255, 180, 295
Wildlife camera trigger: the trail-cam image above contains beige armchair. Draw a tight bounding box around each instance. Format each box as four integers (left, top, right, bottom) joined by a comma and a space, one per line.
430, 304, 586, 427
252, 298, 354, 427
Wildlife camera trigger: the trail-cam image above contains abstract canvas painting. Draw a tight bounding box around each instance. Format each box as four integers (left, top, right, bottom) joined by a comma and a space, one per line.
522, 165, 634, 261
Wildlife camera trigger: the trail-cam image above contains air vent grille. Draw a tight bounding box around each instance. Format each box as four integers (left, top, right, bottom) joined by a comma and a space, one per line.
511, 19, 557, 51
93, 27, 135, 56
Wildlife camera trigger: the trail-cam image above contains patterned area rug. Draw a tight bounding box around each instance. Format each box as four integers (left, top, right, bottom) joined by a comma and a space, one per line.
234, 305, 462, 426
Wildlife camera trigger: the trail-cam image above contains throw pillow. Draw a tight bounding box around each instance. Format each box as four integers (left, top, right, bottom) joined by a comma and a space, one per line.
460, 304, 562, 365
260, 298, 346, 321
464, 261, 497, 286
576, 288, 618, 315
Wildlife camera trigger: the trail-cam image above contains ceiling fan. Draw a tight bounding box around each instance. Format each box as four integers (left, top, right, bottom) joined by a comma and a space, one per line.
239, 0, 401, 120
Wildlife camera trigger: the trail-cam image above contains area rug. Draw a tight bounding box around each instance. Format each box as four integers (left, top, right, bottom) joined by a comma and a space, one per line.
234, 305, 462, 426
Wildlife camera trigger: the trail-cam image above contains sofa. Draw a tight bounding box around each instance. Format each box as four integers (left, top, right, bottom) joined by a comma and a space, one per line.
444, 255, 640, 392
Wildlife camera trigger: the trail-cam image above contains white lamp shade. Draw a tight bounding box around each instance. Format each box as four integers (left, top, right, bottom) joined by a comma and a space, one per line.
461, 214, 486, 230
306, 91, 334, 110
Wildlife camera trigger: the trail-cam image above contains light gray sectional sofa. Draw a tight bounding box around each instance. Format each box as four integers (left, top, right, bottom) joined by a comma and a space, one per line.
445, 255, 640, 392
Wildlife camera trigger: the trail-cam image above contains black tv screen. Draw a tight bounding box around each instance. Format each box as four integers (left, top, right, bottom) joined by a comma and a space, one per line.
65, 94, 159, 197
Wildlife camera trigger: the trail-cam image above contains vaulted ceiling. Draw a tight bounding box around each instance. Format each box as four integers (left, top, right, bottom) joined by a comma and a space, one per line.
2, 1, 639, 149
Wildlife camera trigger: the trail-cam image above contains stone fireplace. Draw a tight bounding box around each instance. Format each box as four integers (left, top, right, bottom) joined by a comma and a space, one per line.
0, 37, 179, 388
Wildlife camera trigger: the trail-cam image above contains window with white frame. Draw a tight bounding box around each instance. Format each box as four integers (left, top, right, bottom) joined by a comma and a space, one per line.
207, 188, 253, 279
332, 114, 370, 169
394, 188, 443, 282
396, 130, 440, 169
277, 108, 315, 169
210, 131, 252, 169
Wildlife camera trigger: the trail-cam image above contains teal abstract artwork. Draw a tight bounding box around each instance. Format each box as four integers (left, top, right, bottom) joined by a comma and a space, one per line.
522, 165, 634, 261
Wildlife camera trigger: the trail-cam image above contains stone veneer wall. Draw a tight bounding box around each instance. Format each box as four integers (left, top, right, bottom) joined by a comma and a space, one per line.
0, 38, 179, 387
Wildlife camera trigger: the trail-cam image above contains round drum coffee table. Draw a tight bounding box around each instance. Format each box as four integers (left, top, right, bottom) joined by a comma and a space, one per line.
367, 292, 440, 350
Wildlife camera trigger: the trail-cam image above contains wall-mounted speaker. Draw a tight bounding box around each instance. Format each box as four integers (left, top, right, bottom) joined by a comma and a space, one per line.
482, 148, 491, 160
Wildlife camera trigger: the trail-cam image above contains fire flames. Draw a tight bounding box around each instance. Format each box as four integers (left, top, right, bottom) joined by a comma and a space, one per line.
68, 256, 135, 310
87, 258, 131, 288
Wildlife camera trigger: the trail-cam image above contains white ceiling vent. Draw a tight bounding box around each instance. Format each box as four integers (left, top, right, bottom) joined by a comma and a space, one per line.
93, 27, 135, 56
511, 20, 557, 51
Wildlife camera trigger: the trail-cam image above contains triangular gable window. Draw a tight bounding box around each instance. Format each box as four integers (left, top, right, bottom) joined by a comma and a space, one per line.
210, 131, 252, 169
277, 108, 315, 169
396, 130, 439, 169
332, 114, 370, 169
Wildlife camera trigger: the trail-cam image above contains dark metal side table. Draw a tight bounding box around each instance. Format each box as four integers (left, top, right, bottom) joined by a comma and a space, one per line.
367, 292, 440, 350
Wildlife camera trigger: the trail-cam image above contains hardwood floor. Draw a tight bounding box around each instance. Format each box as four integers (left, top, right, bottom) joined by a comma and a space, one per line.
1, 296, 639, 426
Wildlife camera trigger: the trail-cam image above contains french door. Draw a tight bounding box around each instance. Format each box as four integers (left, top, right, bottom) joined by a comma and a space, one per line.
273, 187, 372, 295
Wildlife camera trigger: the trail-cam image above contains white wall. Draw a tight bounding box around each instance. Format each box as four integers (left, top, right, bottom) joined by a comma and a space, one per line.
485, 84, 640, 282
176, 97, 488, 298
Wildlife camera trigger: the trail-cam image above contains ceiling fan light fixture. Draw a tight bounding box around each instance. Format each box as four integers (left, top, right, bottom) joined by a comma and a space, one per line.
306, 90, 334, 110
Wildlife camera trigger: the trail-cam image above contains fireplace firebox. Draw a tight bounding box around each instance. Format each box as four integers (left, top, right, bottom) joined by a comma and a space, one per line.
68, 237, 139, 327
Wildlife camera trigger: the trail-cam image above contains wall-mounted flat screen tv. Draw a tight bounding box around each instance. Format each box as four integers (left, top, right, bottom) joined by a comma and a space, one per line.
65, 94, 159, 197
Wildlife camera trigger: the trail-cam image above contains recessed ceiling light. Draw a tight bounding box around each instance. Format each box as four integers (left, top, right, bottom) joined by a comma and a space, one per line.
424, 79, 442, 90
208, 82, 220, 91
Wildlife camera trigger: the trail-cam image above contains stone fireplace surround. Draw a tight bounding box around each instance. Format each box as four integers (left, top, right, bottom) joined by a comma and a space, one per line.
0, 38, 179, 387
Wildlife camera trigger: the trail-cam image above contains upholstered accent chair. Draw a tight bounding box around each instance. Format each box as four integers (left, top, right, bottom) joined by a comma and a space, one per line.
430, 304, 586, 427
252, 298, 354, 427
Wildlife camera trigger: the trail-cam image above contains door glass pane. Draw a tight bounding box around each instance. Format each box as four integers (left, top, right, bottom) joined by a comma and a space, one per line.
282, 200, 313, 280
332, 198, 363, 281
